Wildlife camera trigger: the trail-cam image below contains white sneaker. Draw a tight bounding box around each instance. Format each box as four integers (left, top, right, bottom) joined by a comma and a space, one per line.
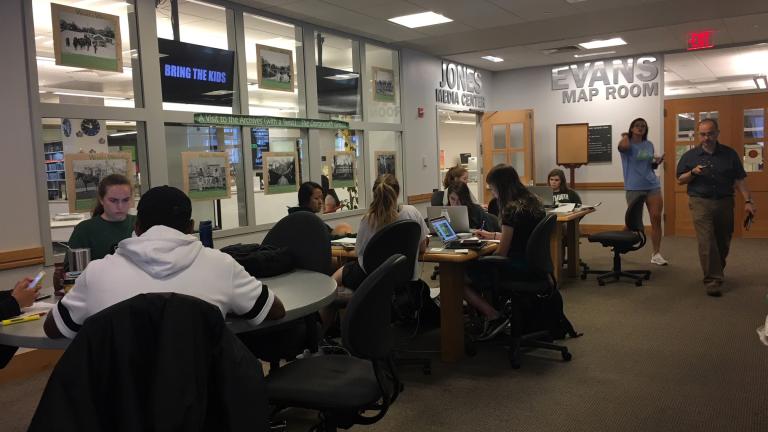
651, 253, 668, 266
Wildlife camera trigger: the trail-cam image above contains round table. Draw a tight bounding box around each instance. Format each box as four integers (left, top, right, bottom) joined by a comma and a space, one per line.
0, 269, 336, 350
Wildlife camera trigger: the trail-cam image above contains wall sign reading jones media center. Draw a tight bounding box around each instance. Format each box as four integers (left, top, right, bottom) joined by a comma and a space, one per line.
552, 56, 660, 104
436, 61, 486, 110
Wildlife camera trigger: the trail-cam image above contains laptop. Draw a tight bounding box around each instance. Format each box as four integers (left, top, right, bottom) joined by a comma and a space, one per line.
527, 186, 557, 208
426, 206, 471, 234
429, 216, 485, 250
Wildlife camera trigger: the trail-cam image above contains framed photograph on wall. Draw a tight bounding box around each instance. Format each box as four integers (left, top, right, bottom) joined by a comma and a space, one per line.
375, 151, 397, 178
332, 151, 356, 188
372, 67, 395, 103
64, 152, 132, 213
257, 44, 294, 92
181, 152, 232, 201
51, 3, 123, 72
263, 152, 299, 195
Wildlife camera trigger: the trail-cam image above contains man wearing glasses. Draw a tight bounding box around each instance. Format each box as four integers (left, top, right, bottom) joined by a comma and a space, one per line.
676, 118, 757, 297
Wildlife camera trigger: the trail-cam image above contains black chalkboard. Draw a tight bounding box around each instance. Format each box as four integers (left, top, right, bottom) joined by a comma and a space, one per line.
588, 125, 612, 163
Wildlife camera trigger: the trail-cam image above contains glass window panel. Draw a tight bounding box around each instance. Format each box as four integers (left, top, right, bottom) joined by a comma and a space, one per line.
493, 125, 506, 149
44, 118, 143, 243
744, 108, 765, 140
699, 111, 719, 122
165, 125, 246, 230
33, 0, 140, 107
677, 112, 695, 141
510, 123, 523, 149
744, 142, 764, 173
368, 131, 403, 204
511, 152, 525, 178
317, 129, 363, 212
365, 44, 400, 123
244, 14, 301, 118
492, 152, 506, 166
156, 0, 232, 113
251, 128, 307, 225
314, 32, 361, 122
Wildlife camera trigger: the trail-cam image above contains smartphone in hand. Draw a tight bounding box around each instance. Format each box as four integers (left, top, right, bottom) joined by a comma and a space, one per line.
744, 213, 754, 231
27, 271, 45, 290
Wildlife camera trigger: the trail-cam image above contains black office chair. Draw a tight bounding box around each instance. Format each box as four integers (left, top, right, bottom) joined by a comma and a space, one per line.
265, 255, 408, 432
363, 220, 432, 375
582, 196, 651, 286
242, 211, 332, 369
477, 214, 579, 368
30, 293, 268, 432
430, 189, 445, 206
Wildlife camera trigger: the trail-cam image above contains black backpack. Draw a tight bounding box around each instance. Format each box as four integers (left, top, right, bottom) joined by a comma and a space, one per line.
221, 243, 294, 278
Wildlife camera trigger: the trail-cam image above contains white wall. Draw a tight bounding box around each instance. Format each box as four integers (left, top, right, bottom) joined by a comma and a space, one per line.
490, 59, 664, 225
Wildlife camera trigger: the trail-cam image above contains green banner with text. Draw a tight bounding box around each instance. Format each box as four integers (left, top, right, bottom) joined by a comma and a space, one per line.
193, 113, 349, 130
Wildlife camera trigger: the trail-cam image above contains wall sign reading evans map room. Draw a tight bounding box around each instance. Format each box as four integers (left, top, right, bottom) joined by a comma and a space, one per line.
551, 56, 660, 104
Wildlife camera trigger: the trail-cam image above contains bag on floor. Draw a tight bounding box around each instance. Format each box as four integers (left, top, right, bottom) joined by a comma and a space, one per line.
392, 279, 440, 329
519, 289, 581, 340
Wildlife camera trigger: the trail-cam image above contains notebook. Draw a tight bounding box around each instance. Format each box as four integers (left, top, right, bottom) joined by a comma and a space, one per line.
429, 216, 485, 250
426, 206, 471, 234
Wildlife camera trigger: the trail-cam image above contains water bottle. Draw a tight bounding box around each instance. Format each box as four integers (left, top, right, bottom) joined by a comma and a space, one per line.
199, 220, 213, 248
440, 208, 451, 224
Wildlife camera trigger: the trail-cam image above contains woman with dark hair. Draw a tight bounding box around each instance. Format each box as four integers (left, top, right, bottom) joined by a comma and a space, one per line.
288, 181, 352, 237
618, 117, 667, 265
468, 164, 545, 340
432, 164, 479, 205
547, 168, 581, 205
446, 181, 498, 231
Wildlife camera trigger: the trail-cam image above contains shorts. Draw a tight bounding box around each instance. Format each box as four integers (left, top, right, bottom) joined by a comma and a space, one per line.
341, 260, 368, 290
625, 188, 661, 205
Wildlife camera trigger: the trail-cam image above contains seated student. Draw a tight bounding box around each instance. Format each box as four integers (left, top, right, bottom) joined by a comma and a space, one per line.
446, 181, 499, 231
44, 185, 285, 339
288, 182, 352, 237
467, 165, 545, 340
431, 164, 479, 205
1, 277, 42, 367
548, 168, 582, 205
320, 175, 343, 213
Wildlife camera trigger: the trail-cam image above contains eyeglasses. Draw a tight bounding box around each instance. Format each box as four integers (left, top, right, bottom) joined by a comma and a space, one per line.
698, 131, 718, 137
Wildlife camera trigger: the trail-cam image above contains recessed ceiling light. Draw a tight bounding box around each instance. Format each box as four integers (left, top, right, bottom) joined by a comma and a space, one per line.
388, 12, 452, 28
755, 75, 768, 90
578, 37, 627, 50
573, 50, 615, 58
481, 55, 504, 63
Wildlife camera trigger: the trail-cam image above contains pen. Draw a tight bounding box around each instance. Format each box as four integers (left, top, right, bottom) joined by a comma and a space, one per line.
1, 314, 42, 326
36, 294, 52, 301
480, 220, 486, 232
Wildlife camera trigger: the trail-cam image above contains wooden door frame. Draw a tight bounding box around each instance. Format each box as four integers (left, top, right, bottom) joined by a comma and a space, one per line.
480, 110, 535, 203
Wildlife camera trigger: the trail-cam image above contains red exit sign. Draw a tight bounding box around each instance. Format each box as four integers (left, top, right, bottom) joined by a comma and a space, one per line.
688, 31, 714, 51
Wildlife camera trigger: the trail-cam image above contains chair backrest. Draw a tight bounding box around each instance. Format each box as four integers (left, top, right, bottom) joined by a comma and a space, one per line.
430, 190, 444, 206
362, 219, 421, 275
524, 213, 558, 275
625, 195, 646, 232
342, 254, 409, 360
263, 211, 332, 275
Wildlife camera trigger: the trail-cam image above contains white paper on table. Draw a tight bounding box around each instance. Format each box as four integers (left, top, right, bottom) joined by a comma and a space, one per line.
23, 302, 55, 314
331, 237, 357, 245
550, 203, 577, 213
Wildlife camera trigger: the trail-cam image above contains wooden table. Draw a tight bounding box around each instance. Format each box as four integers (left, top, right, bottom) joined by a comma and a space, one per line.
0, 269, 336, 350
551, 207, 595, 282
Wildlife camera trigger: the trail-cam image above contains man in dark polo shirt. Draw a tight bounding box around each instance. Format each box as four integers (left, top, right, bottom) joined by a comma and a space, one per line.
676, 118, 757, 297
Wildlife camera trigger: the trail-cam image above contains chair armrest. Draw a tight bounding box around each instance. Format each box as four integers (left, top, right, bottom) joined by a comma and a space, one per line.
477, 255, 510, 266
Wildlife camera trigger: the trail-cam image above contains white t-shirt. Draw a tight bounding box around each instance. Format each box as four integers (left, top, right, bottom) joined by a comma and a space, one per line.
52, 225, 275, 338
355, 204, 428, 280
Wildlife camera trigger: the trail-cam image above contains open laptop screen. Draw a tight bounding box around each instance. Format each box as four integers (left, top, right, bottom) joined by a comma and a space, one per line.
429, 216, 459, 242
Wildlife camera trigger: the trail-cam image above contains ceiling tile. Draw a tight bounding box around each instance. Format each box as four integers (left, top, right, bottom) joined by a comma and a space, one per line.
487, 0, 579, 21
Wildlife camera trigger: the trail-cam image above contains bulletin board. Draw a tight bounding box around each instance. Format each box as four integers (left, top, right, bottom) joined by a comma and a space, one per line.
556, 123, 589, 166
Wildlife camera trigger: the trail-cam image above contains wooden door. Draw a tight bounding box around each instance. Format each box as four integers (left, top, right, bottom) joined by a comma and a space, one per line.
732, 94, 768, 238
480, 110, 534, 203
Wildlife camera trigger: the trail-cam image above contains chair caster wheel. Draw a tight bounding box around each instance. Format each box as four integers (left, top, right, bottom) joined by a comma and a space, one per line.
562, 351, 572, 361
635, 280, 643, 287
598, 280, 605, 286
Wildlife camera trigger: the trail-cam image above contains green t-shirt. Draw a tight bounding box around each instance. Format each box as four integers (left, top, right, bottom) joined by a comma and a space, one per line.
67, 214, 137, 264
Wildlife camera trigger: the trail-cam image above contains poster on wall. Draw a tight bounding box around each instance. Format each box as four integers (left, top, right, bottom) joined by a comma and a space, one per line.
65, 152, 132, 213
263, 152, 298, 195
372, 67, 395, 103
181, 152, 231, 201
375, 151, 396, 178
587, 125, 612, 163
257, 44, 294, 92
332, 151, 355, 188
51, 3, 122, 72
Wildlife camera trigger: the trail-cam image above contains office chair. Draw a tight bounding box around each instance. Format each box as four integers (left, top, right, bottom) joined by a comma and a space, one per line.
30, 293, 268, 432
242, 211, 332, 370
363, 220, 432, 375
582, 196, 651, 286
477, 214, 578, 368
265, 255, 408, 432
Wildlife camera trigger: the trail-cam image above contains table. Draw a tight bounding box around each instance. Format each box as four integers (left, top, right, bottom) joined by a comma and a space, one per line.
0, 269, 337, 350
551, 207, 595, 282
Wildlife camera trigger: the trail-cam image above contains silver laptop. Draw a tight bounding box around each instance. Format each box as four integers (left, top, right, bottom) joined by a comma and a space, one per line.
428, 216, 484, 250
426, 206, 471, 233
527, 186, 557, 208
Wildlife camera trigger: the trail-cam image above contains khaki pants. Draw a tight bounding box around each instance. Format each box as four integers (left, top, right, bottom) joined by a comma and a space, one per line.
689, 196, 734, 286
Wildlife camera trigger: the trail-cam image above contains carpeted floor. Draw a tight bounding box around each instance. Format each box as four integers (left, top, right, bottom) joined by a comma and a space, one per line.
2, 236, 767, 431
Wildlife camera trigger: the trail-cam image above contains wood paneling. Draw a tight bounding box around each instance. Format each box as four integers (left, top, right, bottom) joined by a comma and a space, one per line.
0, 247, 44, 270
407, 193, 433, 205
571, 182, 625, 190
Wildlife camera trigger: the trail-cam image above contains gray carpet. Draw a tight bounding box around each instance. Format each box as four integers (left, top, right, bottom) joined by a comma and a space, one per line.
2, 237, 767, 431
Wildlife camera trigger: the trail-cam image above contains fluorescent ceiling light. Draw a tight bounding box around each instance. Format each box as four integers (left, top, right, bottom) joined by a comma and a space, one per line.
323, 73, 359, 80
186, 0, 225, 11
388, 12, 452, 29
481, 55, 504, 63
52, 91, 127, 100
443, 120, 476, 125
109, 131, 137, 137
755, 75, 768, 90
574, 50, 615, 58
578, 37, 627, 50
